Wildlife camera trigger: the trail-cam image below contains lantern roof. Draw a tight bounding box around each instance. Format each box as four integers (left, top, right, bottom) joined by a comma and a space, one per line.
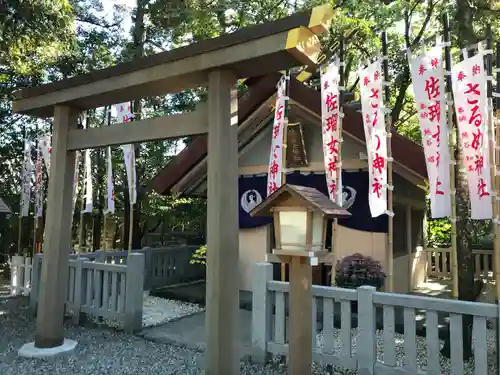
250, 183, 351, 218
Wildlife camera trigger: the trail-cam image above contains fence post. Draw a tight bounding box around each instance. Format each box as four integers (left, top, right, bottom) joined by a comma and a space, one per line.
143, 247, 152, 291
72, 257, 87, 324
30, 254, 42, 314
251, 262, 273, 363
10, 255, 24, 296
124, 253, 145, 333
22, 257, 32, 296
357, 286, 376, 375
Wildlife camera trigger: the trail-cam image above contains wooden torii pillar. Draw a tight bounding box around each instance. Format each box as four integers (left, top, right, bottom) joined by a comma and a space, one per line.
12, 5, 333, 374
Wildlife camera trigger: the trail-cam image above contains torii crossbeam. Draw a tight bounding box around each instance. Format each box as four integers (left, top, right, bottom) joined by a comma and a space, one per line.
12, 5, 332, 374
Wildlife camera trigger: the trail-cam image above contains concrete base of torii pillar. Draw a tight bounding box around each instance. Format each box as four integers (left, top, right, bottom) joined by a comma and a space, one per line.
18, 339, 77, 359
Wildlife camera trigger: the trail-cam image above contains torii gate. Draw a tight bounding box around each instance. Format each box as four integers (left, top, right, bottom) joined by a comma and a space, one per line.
12, 5, 332, 374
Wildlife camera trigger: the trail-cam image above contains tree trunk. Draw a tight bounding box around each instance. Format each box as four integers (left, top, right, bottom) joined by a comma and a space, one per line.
441, 5, 479, 359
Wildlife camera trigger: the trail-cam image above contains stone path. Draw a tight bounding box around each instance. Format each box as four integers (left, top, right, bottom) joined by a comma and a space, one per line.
139, 309, 253, 358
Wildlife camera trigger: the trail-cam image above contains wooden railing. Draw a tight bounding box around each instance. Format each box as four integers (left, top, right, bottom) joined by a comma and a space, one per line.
252, 262, 496, 374
65, 254, 144, 332
425, 248, 493, 279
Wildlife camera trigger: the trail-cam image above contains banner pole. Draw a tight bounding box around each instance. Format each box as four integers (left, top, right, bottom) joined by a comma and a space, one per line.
330, 38, 345, 286
128, 152, 134, 253
33, 121, 39, 257
77, 113, 88, 253
280, 70, 291, 281
485, 25, 500, 300
128, 102, 135, 253
495, 33, 500, 301
381, 31, 394, 292
442, 14, 459, 298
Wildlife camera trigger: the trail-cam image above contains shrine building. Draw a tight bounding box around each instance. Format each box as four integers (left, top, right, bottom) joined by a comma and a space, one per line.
150, 72, 428, 295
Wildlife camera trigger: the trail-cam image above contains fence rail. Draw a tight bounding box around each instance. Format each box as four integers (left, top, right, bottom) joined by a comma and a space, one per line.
10, 246, 204, 332
252, 262, 497, 375
425, 247, 493, 280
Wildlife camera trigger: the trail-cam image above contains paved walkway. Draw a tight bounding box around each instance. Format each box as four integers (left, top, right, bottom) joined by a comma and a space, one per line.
138, 309, 253, 358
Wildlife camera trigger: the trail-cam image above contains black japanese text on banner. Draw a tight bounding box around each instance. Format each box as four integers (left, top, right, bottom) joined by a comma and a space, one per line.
452, 52, 492, 219
321, 62, 342, 204
359, 60, 387, 217
409, 47, 452, 218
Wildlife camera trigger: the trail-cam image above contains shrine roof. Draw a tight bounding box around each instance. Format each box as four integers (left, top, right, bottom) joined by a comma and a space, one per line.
150, 73, 427, 196
249, 184, 352, 218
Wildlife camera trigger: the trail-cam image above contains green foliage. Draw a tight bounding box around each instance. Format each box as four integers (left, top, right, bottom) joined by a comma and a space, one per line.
190, 244, 207, 265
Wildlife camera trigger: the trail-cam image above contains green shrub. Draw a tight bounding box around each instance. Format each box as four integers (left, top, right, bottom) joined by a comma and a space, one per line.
190, 244, 206, 265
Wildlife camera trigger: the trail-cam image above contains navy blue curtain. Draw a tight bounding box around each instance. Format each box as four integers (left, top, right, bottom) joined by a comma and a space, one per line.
238, 171, 388, 233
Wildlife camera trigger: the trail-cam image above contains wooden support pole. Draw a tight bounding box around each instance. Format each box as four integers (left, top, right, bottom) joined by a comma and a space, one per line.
17, 216, 22, 255
495, 36, 500, 300
485, 25, 500, 300
128, 145, 136, 253
443, 16, 459, 298
288, 256, 312, 375
382, 32, 394, 292
406, 204, 412, 291
205, 70, 239, 375
331, 38, 345, 286
35, 105, 78, 348
281, 71, 291, 282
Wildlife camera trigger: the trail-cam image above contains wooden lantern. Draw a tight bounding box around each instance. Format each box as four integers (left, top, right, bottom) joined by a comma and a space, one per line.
250, 184, 351, 375
250, 183, 351, 263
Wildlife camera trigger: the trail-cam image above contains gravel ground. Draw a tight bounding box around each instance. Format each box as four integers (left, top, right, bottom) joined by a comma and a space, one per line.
315, 326, 497, 375
0, 298, 331, 375
1, 297, 496, 375
87, 292, 205, 329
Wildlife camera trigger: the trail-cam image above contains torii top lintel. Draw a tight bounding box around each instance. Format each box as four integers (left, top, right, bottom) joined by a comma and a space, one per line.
12, 4, 333, 118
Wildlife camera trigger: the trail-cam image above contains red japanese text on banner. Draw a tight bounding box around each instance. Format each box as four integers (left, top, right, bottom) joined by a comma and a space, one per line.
359, 60, 387, 217
114, 102, 137, 205
452, 53, 492, 219
409, 47, 451, 218
321, 62, 342, 203
39, 135, 51, 176
105, 147, 115, 215
266, 77, 287, 196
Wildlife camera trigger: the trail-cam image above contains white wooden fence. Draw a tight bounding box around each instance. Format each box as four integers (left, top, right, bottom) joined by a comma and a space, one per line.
10, 255, 32, 296
425, 248, 493, 280
252, 262, 497, 375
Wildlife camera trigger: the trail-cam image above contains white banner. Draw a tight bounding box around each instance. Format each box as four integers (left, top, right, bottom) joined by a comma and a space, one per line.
20, 142, 32, 217
267, 76, 287, 196
452, 52, 492, 219
72, 152, 81, 219
321, 61, 342, 203
120, 144, 137, 204
39, 135, 51, 176
409, 47, 451, 218
114, 102, 134, 123
359, 60, 387, 217
82, 149, 93, 213
114, 102, 137, 205
81, 115, 93, 213
35, 148, 43, 217
105, 147, 115, 215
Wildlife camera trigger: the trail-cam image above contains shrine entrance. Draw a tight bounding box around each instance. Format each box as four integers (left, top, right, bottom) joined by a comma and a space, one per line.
11, 5, 333, 374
